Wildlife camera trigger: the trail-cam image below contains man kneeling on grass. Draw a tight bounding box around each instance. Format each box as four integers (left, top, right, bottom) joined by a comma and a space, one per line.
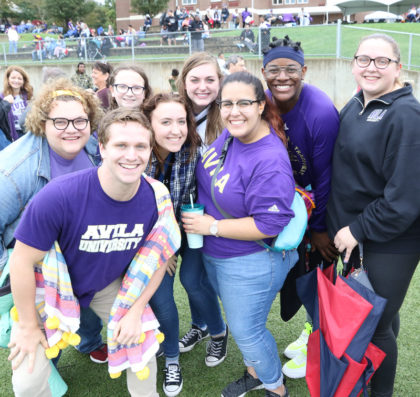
8, 108, 181, 397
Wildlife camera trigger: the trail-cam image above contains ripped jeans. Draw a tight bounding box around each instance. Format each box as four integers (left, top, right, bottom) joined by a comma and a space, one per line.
203, 249, 298, 389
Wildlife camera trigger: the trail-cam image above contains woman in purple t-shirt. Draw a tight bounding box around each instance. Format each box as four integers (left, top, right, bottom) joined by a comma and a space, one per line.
182, 72, 298, 397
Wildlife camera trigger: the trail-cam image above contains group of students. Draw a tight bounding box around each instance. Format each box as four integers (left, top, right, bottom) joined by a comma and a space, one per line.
0, 32, 419, 397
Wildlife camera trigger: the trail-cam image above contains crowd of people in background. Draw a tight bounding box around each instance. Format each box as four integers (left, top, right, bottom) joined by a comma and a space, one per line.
0, 16, 419, 397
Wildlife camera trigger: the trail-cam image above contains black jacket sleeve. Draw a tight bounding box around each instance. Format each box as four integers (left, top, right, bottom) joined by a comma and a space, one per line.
0, 99, 12, 142
350, 104, 420, 242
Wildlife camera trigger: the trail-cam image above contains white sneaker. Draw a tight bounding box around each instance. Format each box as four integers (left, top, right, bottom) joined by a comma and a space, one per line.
282, 348, 307, 379
283, 322, 312, 359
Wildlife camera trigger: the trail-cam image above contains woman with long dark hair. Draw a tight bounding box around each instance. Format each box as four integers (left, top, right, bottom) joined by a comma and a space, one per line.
143, 92, 201, 396
183, 72, 298, 397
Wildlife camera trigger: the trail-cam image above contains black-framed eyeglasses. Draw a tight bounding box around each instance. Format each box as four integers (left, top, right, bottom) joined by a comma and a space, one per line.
113, 84, 145, 95
354, 55, 399, 69
264, 66, 302, 78
46, 117, 89, 131
217, 99, 260, 111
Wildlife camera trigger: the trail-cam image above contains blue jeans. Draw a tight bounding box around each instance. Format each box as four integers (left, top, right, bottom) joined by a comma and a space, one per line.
203, 249, 298, 389
75, 306, 103, 353
149, 239, 225, 358
179, 245, 225, 335
149, 271, 179, 358
9, 41, 17, 54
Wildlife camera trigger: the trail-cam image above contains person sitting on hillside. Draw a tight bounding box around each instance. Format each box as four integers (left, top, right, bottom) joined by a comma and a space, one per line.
237, 23, 256, 53
144, 14, 152, 32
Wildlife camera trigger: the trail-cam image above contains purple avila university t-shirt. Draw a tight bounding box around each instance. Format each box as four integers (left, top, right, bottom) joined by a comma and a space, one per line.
15, 168, 158, 306
196, 128, 295, 259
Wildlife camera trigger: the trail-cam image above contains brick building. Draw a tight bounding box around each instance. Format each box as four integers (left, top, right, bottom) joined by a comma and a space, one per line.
116, 0, 343, 31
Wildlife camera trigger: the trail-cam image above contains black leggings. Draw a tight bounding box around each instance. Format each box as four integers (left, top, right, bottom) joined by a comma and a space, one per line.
364, 251, 419, 397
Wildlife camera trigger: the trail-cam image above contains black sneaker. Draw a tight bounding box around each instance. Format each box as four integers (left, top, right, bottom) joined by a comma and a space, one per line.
265, 385, 289, 397
206, 326, 228, 367
221, 370, 263, 397
163, 363, 183, 397
179, 325, 209, 353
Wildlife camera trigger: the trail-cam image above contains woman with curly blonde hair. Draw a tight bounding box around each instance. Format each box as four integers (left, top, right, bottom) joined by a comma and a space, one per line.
0, 65, 33, 143
0, 78, 107, 362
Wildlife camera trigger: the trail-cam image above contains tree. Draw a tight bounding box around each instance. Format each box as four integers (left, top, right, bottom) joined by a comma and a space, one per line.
104, 0, 116, 24
0, 0, 20, 21
130, 0, 169, 18
42, 0, 95, 26
13, 0, 45, 22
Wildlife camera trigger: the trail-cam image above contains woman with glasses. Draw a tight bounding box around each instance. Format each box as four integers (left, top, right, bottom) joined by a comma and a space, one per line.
175, 53, 228, 368
182, 71, 298, 397
109, 64, 152, 110
142, 93, 201, 396
0, 78, 108, 363
327, 34, 420, 397
261, 36, 340, 379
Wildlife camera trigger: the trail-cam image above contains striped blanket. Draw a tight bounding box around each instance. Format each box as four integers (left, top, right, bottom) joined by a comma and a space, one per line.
34, 176, 181, 376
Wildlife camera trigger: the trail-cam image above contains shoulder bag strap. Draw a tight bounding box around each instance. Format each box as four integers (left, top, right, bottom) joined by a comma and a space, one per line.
210, 135, 234, 219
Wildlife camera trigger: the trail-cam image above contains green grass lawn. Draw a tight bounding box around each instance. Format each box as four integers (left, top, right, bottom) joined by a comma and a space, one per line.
0, 265, 419, 396
2, 23, 420, 68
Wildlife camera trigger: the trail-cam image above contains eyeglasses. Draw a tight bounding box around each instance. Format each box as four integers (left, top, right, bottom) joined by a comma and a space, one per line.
47, 117, 89, 130
354, 55, 399, 69
113, 84, 145, 95
217, 99, 260, 111
264, 66, 302, 78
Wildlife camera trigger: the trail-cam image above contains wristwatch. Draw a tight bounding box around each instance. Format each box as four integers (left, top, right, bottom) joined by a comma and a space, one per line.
210, 220, 219, 237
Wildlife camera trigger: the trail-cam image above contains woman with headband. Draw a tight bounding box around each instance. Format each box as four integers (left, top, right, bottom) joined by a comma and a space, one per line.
261, 36, 340, 379
0, 78, 108, 363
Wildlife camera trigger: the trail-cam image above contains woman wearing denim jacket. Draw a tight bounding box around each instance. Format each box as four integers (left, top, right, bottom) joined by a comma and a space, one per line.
0, 78, 107, 361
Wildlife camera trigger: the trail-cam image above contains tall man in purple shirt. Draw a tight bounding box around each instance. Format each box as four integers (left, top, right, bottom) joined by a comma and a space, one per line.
261, 35, 340, 379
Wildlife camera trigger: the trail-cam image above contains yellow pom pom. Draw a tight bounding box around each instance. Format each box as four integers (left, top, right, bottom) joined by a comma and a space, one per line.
61, 332, 70, 343
45, 316, 60, 329
110, 372, 121, 379
156, 332, 165, 344
56, 339, 69, 349
138, 333, 146, 344
136, 366, 150, 380
68, 333, 81, 346
10, 306, 19, 322
45, 345, 60, 359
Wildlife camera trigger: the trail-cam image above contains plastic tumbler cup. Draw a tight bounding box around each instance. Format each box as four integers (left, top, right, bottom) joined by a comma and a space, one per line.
181, 203, 204, 249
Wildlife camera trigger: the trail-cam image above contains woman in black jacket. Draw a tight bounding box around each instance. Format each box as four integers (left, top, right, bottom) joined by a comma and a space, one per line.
327, 34, 420, 397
